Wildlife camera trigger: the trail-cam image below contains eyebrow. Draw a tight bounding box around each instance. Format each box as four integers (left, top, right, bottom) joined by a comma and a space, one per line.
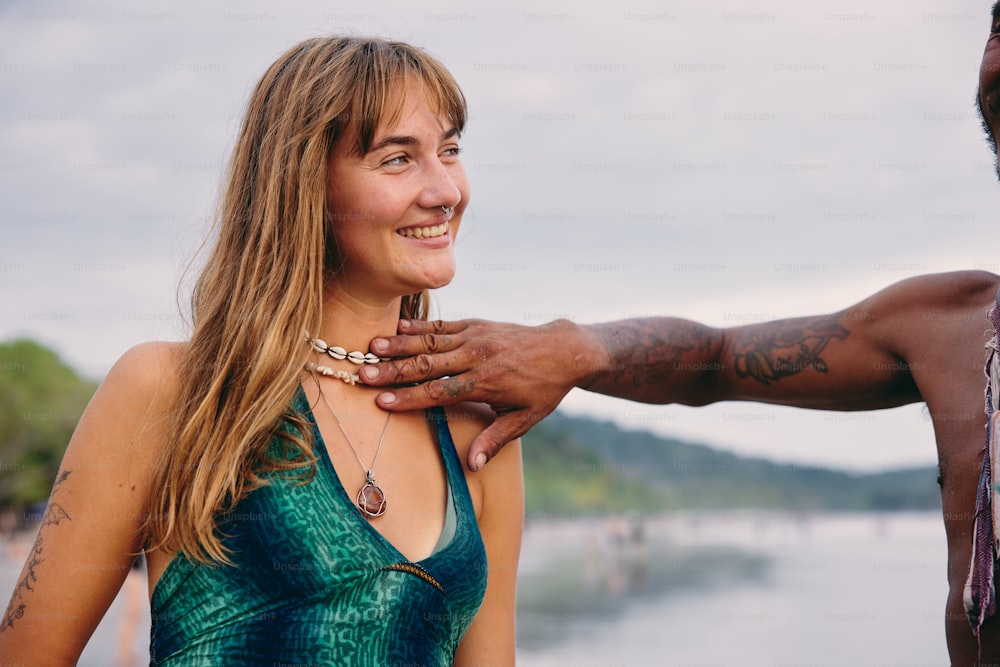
367, 127, 460, 155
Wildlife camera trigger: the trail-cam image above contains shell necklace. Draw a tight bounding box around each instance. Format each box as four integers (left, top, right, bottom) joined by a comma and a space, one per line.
317, 385, 391, 518
305, 336, 385, 386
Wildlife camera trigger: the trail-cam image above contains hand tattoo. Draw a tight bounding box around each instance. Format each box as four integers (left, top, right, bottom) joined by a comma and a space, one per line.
442, 376, 474, 398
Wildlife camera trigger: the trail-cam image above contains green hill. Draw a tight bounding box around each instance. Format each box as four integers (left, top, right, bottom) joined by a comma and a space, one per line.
521, 412, 940, 516
0, 339, 98, 509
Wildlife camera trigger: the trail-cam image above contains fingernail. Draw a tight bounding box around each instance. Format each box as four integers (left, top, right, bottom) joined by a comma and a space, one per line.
474, 453, 487, 471
360, 366, 379, 380
378, 392, 396, 405
371, 338, 388, 354
398, 319, 412, 331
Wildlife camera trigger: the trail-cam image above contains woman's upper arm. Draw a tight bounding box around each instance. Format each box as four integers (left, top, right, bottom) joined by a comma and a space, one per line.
0, 342, 177, 664
454, 435, 524, 665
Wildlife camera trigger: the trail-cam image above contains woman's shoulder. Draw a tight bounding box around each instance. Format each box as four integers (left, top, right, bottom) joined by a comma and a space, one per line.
86, 341, 190, 431
105, 340, 187, 396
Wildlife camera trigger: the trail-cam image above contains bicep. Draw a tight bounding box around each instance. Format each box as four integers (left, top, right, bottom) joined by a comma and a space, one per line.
454, 438, 524, 665
717, 298, 920, 410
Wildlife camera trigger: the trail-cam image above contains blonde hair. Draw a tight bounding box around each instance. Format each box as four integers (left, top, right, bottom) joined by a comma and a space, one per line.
142, 36, 467, 564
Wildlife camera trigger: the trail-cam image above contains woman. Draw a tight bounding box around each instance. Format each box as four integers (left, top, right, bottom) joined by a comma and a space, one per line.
0, 36, 523, 665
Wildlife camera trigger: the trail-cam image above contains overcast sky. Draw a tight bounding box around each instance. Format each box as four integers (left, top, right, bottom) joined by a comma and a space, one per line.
1, 0, 997, 471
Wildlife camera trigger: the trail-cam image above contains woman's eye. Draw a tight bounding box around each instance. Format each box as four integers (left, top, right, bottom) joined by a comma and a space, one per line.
382, 155, 409, 167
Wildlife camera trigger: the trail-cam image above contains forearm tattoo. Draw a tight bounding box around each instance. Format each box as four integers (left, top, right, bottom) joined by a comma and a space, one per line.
599, 319, 716, 388
732, 315, 849, 385
1, 470, 73, 632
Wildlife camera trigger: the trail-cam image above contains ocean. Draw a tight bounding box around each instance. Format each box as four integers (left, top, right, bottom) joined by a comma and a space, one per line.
516, 511, 949, 666
0, 511, 949, 665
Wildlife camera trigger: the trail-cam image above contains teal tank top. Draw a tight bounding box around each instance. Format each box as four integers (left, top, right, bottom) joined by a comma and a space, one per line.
149, 389, 488, 665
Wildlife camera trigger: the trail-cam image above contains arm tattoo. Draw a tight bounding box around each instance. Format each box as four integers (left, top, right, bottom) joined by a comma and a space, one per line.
732, 315, 849, 385
599, 319, 716, 388
1, 471, 74, 632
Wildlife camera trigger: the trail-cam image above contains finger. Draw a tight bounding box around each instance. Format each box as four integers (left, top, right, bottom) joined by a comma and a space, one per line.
373, 374, 479, 411
399, 318, 473, 335
361, 353, 439, 387
361, 342, 477, 386
467, 414, 533, 471
369, 319, 471, 357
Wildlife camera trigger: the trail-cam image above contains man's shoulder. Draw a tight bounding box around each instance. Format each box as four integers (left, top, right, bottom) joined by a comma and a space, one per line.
913, 269, 999, 296
877, 270, 999, 312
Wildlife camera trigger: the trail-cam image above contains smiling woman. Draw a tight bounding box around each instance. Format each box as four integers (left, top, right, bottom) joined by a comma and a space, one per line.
0, 36, 523, 667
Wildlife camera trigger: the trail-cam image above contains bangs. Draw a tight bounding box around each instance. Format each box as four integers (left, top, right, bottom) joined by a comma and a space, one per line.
340, 40, 468, 156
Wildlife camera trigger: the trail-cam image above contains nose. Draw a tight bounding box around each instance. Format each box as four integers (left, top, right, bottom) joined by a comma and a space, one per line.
419, 155, 463, 211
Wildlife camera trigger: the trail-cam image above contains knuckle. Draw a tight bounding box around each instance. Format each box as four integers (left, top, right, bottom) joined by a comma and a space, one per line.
413, 353, 434, 376
422, 333, 454, 354
421, 334, 441, 353
487, 439, 503, 458
465, 341, 491, 361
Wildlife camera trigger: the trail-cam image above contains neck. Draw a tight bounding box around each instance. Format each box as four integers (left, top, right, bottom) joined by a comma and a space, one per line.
315, 285, 403, 351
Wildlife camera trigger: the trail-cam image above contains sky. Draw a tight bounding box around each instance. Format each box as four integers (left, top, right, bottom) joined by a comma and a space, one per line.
1, 0, 998, 472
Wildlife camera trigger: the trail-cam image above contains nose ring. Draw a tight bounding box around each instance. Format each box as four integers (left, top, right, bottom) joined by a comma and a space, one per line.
441, 205, 455, 215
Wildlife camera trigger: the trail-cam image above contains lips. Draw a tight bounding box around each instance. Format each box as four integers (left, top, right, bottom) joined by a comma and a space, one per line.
397, 222, 450, 239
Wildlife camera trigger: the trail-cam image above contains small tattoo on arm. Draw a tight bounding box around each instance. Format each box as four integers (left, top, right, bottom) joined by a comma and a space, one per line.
54, 470, 72, 489
0, 470, 74, 632
732, 316, 849, 385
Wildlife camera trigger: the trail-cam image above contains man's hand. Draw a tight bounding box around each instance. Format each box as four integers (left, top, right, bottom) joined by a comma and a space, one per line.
360, 318, 601, 470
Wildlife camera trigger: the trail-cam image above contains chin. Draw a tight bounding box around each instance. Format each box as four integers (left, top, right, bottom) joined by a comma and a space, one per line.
420, 268, 457, 291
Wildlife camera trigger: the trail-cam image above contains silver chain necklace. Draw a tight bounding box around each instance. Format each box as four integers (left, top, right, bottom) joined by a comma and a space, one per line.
317, 386, 391, 518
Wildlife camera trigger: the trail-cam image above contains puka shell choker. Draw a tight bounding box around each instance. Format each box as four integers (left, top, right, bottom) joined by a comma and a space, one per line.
305, 335, 385, 385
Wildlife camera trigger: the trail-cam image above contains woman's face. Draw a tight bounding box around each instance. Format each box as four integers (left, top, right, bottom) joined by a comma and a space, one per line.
325, 81, 469, 305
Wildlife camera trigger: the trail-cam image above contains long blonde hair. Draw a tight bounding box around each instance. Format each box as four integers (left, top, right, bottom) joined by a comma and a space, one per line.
142, 36, 467, 564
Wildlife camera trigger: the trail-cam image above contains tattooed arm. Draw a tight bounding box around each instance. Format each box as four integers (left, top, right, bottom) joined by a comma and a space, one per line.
360, 271, 997, 468
0, 342, 178, 665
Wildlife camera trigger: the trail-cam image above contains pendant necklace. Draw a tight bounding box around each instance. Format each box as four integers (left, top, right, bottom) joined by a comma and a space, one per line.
317, 386, 391, 518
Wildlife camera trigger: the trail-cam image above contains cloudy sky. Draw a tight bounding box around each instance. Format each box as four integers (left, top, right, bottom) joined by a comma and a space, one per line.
1, 0, 997, 471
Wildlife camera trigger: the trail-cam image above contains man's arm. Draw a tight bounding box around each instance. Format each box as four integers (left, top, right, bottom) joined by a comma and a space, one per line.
362, 271, 997, 469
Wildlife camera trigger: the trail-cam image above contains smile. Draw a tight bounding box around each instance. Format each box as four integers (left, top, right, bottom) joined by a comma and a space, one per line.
397, 222, 449, 239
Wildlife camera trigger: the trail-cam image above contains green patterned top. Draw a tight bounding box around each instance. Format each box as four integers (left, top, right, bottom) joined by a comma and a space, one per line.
149, 389, 487, 665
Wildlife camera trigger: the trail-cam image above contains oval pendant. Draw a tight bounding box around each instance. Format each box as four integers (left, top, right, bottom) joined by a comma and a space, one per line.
357, 481, 387, 518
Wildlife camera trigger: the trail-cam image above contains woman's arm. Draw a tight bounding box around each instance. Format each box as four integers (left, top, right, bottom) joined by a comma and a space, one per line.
453, 428, 524, 665
0, 342, 176, 665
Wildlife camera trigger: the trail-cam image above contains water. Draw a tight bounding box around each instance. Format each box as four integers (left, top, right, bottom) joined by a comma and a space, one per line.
0, 511, 948, 665
517, 511, 949, 666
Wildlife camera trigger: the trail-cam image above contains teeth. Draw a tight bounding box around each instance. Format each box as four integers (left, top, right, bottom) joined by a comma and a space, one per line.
398, 222, 449, 239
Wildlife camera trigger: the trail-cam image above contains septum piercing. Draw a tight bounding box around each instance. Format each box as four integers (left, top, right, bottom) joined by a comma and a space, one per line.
441, 205, 454, 215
